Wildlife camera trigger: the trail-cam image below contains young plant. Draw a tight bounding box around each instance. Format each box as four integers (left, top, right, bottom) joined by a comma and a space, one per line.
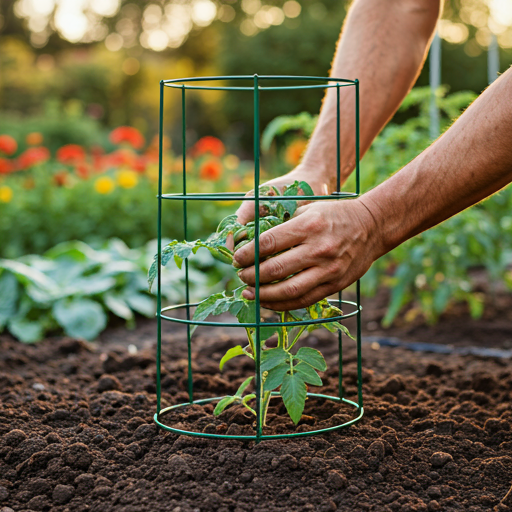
149, 181, 353, 425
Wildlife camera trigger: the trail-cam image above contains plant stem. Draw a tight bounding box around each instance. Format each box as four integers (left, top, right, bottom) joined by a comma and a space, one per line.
280, 311, 288, 349
261, 391, 272, 426
288, 325, 307, 351
245, 328, 255, 356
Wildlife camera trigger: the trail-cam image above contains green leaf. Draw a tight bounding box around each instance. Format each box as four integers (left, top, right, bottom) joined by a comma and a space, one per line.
216, 214, 241, 234
236, 300, 256, 324
327, 322, 355, 340
298, 181, 314, 196
104, 293, 134, 321
261, 347, 288, 372
295, 363, 323, 386
214, 396, 237, 416
193, 292, 229, 322
192, 292, 234, 335
295, 347, 327, 371
0, 272, 19, 330
8, 317, 45, 343
280, 372, 307, 424
125, 293, 154, 317
219, 345, 245, 371
263, 363, 289, 392
0, 259, 57, 293
53, 298, 107, 341
235, 376, 253, 397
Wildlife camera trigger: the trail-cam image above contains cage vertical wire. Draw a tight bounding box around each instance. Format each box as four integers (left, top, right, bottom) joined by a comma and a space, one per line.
154, 75, 364, 441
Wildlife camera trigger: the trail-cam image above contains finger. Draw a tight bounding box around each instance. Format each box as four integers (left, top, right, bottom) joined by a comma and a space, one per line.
238, 246, 312, 286
233, 213, 310, 268
235, 191, 255, 225
225, 233, 234, 252
261, 283, 336, 312
242, 267, 323, 303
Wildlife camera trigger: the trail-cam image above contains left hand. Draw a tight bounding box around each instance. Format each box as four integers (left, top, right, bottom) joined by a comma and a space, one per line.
233, 198, 381, 311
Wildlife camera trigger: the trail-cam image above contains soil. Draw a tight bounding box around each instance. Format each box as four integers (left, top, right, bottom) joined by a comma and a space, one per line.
1, 303, 512, 512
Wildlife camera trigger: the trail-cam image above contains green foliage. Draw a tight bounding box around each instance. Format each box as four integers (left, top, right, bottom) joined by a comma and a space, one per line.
152, 181, 352, 425
0, 102, 110, 155
261, 112, 318, 153
0, 166, 233, 259
361, 87, 512, 324
0, 238, 225, 342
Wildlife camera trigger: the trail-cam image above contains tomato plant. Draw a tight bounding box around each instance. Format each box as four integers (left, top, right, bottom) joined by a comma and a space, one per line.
149, 181, 352, 425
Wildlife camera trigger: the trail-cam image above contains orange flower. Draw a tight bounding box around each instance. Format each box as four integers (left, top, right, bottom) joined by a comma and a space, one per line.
199, 159, 223, 181
56, 144, 86, 164
285, 138, 308, 166
26, 132, 43, 146
0, 135, 17, 156
110, 126, 145, 150
17, 146, 50, 169
192, 136, 225, 158
0, 157, 15, 174
103, 148, 138, 170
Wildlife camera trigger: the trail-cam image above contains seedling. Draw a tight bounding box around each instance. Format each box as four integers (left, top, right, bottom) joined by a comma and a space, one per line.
149, 181, 352, 425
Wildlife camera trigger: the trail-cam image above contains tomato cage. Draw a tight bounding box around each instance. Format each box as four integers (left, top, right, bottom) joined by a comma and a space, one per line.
154, 75, 363, 441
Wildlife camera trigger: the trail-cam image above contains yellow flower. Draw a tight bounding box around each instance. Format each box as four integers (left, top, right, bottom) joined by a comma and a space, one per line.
117, 170, 138, 189
0, 185, 13, 203
146, 164, 160, 183
94, 176, 115, 194
224, 154, 240, 171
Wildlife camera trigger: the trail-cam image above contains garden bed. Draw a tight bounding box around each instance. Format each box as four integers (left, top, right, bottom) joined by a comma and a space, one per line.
1, 305, 512, 512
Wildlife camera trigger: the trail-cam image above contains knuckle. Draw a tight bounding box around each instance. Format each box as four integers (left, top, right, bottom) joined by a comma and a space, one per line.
284, 281, 300, 298
266, 259, 284, 279
260, 232, 276, 253
304, 209, 324, 232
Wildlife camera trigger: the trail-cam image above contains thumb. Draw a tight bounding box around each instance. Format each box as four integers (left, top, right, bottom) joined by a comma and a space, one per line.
235, 190, 256, 225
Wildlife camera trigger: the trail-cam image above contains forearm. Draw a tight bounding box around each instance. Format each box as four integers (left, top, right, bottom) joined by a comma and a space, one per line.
361, 68, 512, 258
302, 0, 440, 190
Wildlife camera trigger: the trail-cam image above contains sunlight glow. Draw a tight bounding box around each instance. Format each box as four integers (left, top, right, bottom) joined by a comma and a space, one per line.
488, 0, 512, 26
191, 0, 217, 27
89, 0, 120, 17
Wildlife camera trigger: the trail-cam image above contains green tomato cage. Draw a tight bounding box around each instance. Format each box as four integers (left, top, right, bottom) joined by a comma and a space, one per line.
154, 75, 363, 441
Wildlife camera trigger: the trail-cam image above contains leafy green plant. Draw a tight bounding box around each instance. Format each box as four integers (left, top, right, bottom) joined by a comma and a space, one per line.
150, 181, 353, 425
0, 238, 226, 343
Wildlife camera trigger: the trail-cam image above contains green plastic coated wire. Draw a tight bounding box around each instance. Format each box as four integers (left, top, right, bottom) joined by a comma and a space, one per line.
154, 75, 364, 441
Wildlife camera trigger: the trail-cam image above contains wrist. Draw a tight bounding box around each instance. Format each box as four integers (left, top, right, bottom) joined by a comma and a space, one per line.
355, 195, 386, 261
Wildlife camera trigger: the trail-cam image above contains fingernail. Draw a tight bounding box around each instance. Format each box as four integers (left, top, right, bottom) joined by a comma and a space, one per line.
242, 289, 255, 300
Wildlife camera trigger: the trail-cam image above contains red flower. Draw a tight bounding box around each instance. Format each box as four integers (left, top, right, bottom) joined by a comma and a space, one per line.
56, 144, 86, 164
0, 157, 14, 174
75, 163, 90, 179
17, 147, 50, 169
0, 135, 17, 156
110, 126, 145, 150
199, 159, 223, 181
192, 136, 225, 157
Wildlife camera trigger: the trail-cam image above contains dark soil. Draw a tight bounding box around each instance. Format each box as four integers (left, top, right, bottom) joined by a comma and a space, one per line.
2, 310, 512, 512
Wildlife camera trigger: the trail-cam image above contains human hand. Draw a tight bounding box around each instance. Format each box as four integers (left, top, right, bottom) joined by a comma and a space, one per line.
235, 164, 333, 225
233, 199, 380, 311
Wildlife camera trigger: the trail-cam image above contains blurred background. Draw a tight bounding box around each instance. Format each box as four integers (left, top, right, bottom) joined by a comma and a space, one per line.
2, 0, 512, 343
